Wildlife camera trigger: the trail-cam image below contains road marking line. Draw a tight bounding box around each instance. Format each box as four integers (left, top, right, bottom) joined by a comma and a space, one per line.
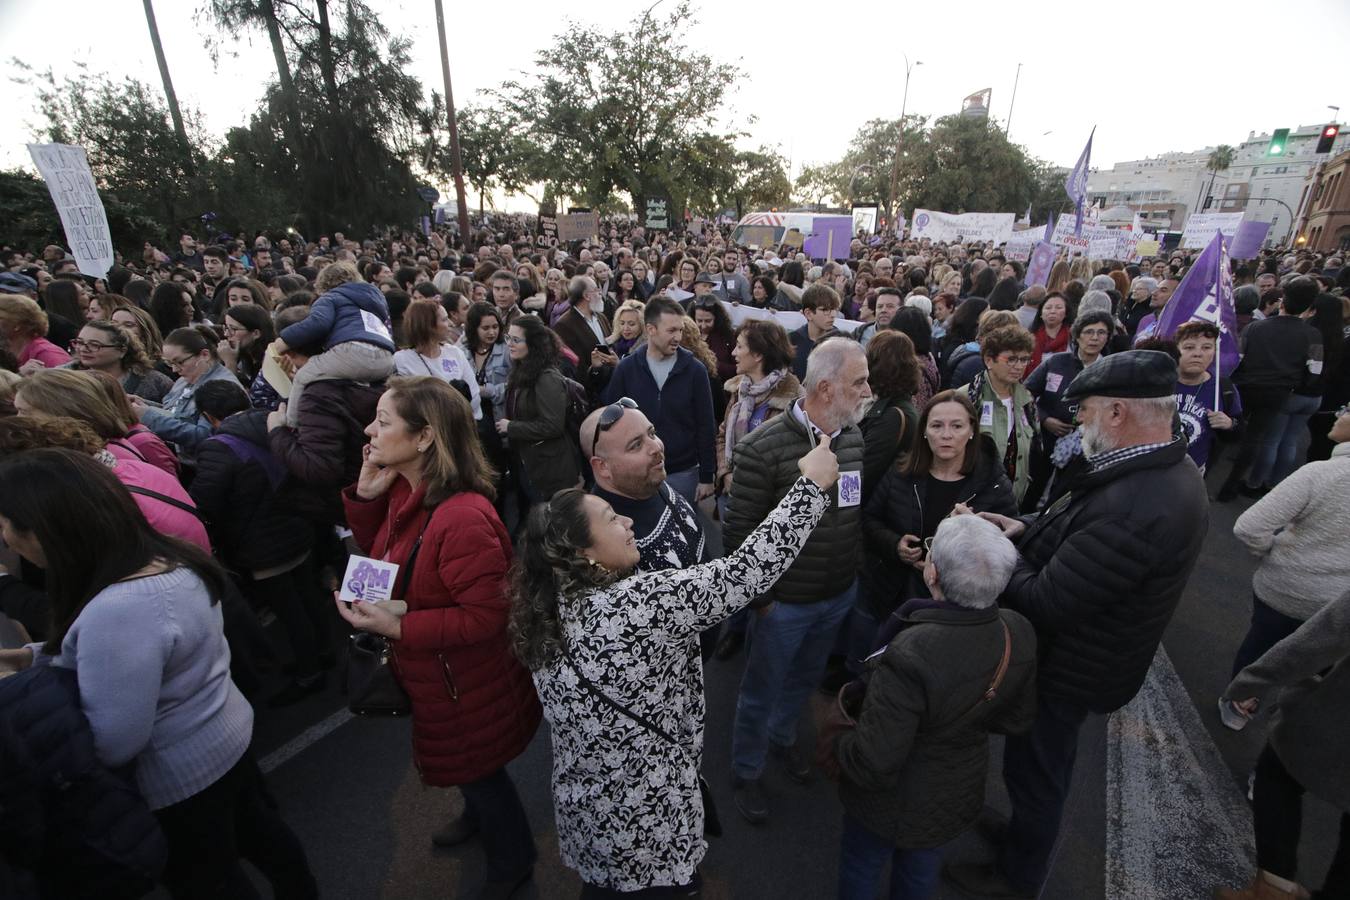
1106, 647, 1255, 899
260, 707, 355, 774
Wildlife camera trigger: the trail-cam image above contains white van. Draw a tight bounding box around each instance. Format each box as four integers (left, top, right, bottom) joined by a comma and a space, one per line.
730, 212, 817, 249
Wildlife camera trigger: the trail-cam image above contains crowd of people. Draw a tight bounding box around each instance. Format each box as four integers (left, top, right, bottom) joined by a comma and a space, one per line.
0, 216, 1347, 900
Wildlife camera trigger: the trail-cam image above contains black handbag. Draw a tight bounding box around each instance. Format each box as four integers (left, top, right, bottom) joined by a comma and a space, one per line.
345, 507, 436, 717
559, 643, 722, 838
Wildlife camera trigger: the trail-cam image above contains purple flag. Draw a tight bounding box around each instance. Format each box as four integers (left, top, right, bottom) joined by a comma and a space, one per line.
1026, 240, 1056, 288
803, 216, 853, 260
1042, 215, 1055, 243
1229, 220, 1271, 259
1065, 128, 1095, 237
1155, 231, 1240, 375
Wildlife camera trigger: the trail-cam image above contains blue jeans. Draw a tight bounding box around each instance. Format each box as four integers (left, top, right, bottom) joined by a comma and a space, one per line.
731, 580, 858, 779
1249, 392, 1320, 487
998, 695, 1090, 892
665, 466, 701, 508
838, 814, 941, 900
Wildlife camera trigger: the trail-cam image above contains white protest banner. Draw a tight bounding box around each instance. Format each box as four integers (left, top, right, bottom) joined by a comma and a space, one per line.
556, 211, 600, 242
1115, 231, 1143, 262
27, 143, 114, 277
1003, 229, 1040, 262
1049, 217, 1091, 253
910, 209, 1015, 244
851, 205, 878, 235
719, 299, 860, 338
1181, 212, 1244, 249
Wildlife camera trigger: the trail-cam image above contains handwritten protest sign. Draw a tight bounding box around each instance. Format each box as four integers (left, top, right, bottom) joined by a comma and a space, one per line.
556, 211, 600, 242
27, 143, 113, 277
910, 210, 1015, 244
1181, 212, 1243, 249
645, 198, 669, 230
1003, 229, 1040, 262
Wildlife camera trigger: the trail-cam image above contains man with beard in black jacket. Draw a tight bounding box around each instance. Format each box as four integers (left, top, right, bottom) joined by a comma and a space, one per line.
946, 350, 1209, 899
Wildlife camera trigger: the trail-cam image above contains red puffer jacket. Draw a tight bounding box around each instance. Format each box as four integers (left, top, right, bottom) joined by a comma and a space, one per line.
343, 480, 540, 786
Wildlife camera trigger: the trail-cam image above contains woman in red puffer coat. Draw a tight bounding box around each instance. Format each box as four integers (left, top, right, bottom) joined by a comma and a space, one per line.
337, 376, 541, 900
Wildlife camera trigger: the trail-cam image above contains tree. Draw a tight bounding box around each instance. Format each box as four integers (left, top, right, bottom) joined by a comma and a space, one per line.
142, 0, 196, 176
794, 162, 846, 209
492, 1, 740, 214
1204, 144, 1235, 210
726, 148, 791, 218
200, 0, 429, 235
895, 115, 1040, 215
17, 62, 209, 237
833, 116, 927, 220
432, 103, 541, 214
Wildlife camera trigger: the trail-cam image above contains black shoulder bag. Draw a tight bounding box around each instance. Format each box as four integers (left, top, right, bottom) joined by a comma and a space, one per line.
559, 642, 722, 837
345, 508, 436, 717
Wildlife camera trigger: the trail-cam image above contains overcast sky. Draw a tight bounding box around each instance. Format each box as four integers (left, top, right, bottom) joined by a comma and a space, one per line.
3, 0, 1348, 212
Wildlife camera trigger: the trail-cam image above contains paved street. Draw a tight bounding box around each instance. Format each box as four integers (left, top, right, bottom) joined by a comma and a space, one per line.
237, 477, 1342, 900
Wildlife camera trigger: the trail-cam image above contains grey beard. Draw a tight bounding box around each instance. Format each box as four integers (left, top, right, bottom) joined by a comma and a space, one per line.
1080, 420, 1115, 459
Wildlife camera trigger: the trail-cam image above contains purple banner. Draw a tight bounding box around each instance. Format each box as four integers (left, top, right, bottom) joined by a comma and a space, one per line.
1026, 240, 1056, 288
1156, 231, 1240, 375
804, 216, 853, 260
1229, 220, 1271, 259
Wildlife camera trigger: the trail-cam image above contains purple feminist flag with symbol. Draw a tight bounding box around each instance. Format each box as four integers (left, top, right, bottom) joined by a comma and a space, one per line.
1026, 240, 1057, 288
1065, 128, 1095, 237
1156, 231, 1240, 375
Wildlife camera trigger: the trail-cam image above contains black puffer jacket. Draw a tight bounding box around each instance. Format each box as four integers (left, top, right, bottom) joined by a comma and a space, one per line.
0, 665, 167, 900
724, 407, 864, 605
861, 435, 1017, 618
1004, 436, 1208, 712
836, 603, 1037, 848
191, 409, 313, 572
268, 378, 384, 525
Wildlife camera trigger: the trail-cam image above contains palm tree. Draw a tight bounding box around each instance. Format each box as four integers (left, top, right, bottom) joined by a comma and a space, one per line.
142, 0, 195, 176
1204, 144, 1235, 210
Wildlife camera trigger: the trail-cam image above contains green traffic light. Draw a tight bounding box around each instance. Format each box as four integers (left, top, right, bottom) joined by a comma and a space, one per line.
1266, 127, 1290, 157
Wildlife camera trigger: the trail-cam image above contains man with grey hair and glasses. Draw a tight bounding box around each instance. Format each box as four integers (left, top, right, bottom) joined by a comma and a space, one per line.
946, 350, 1209, 899
724, 337, 871, 825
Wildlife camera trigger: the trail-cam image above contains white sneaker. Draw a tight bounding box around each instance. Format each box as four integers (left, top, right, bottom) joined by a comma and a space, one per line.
1218, 697, 1250, 731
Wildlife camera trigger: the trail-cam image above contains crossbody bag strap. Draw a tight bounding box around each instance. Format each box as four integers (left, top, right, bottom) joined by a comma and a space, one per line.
123, 484, 206, 524
392, 504, 440, 601
982, 619, 1013, 701
559, 642, 682, 749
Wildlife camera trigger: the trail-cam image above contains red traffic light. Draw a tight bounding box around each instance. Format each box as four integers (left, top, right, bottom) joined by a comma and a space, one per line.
1316, 124, 1341, 154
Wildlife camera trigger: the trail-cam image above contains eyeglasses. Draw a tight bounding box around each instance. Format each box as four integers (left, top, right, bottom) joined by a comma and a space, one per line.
222, 323, 250, 335
590, 397, 638, 454
505, 335, 526, 346
163, 353, 196, 371
69, 338, 120, 352
998, 355, 1033, 366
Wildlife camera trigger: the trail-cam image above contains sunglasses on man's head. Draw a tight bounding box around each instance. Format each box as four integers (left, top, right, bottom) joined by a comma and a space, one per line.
591, 397, 638, 454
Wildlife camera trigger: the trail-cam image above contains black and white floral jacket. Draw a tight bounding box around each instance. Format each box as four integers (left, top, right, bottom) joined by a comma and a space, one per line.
534, 477, 829, 891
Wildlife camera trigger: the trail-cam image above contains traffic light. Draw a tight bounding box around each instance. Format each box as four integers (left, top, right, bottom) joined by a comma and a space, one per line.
1266, 128, 1290, 157
1316, 124, 1341, 154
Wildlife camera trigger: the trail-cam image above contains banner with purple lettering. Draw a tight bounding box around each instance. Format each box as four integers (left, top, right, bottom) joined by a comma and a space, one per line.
1155, 231, 1239, 375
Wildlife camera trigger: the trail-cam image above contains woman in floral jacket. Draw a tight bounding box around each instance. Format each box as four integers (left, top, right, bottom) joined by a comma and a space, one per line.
509, 440, 840, 897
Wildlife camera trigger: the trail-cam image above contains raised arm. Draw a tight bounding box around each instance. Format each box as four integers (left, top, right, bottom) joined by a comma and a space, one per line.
617, 475, 830, 640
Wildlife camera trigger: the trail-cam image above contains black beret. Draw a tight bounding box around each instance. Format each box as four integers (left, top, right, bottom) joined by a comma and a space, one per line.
1063, 350, 1178, 402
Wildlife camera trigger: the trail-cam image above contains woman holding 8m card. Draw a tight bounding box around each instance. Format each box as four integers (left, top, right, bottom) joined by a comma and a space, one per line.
337, 375, 542, 900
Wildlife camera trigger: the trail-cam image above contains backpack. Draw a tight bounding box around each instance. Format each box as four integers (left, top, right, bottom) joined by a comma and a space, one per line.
561, 376, 592, 446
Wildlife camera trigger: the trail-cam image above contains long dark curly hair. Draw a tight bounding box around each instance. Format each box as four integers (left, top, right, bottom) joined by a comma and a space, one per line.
509, 488, 617, 671
505, 313, 560, 392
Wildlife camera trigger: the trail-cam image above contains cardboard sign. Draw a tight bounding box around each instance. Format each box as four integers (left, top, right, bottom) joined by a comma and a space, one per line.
340, 555, 400, 603
1134, 239, 1161, 259
782, 229, 805, 249
556, 211, 600, 242
1003, 229, 1040, 262
739, 225, 777, 249
26, 143, 114, 277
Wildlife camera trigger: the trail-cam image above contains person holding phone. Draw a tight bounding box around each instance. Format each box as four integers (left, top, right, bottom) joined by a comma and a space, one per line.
510, 434, 840, 897
337, 377, 541, 899
860, 391, 1017, 667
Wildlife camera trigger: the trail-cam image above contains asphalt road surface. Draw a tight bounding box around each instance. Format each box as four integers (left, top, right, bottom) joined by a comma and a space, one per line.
227, 477, 1340, 900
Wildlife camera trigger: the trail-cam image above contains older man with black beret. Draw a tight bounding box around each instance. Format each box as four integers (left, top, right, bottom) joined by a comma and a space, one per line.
947, 350, 1210, 899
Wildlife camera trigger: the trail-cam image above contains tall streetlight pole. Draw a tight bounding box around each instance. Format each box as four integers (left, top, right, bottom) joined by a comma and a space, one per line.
886, 53, 921, 234
1006, 62, 1022, 136
434, 0, 473, 252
